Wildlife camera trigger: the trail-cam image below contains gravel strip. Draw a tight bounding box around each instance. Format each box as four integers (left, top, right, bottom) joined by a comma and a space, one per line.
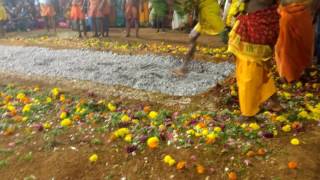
0, 45, 234, 96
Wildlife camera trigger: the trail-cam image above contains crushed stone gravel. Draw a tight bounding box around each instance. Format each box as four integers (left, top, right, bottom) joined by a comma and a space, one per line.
0, 45, 234, 96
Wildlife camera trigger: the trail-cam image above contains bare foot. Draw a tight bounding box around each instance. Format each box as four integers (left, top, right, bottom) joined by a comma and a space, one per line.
172, 67, 188, 77
265, 100, 283, 112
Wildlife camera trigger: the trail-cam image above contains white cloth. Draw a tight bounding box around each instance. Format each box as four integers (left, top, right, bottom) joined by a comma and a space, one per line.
222, 0, 231, 22
171, 11, 188, 30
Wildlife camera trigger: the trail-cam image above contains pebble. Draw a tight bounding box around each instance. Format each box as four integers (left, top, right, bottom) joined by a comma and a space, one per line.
0, 45, 235, 96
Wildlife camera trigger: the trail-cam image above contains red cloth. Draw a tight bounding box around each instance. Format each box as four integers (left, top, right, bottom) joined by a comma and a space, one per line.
235, 6, 280, 46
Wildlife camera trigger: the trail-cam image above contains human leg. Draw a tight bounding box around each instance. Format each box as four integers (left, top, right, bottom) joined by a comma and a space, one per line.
172, 29, 200, 76
76, 19, 82, 38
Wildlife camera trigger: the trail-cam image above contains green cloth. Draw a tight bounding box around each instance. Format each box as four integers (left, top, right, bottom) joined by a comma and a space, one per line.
150, 0, 168, 18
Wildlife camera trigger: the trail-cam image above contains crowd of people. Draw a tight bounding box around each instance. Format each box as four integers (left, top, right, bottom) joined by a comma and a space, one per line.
0, 0, 320, 120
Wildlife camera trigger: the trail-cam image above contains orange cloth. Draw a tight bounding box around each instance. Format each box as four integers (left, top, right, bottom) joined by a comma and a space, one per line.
275, 3, 314, 82
88, 0, 103, 17
70, 5, 85, 20
40, 4, 56, 17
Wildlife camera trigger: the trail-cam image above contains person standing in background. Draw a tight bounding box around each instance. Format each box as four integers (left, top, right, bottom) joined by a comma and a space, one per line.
275, 0, 316, 83
149, 0, 168, 32
101, 0, 111, 37
39, 0, 57, 32
88, 0, 103, 37
124, 0, 139, 37
0, 0, 8, 37
70, 0, 87, 38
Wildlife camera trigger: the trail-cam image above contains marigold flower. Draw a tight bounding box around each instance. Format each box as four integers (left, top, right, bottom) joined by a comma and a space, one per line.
148, 111, 159, 119
214, 127, 222, 133
124, 134, 132, 143
121, 114, 131, 122
60, 112, 67, 119
288, 161, 298, 169
22, 104, 32, 113
206, 133, 217, 144
249, 123, 260, 130
196, 164, 205, 174
60, 95, 66, 102
176, 161, 186, 170
113, 128, 130, 138
107, 103, 116, 112
60, 118, 72, 127
163, 155, 176, 166
46, 97, 52, 103
282, 125, 291, 132
228, 172, 237, 180
89, 154, 98, 163
51, 88, 60, 97
290, 138, 300, 145
147, 136, 159, 149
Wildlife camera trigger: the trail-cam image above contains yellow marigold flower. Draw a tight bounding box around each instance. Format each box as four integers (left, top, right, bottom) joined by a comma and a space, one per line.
163, 155, 176, 166
43, 122, 51, 129
273, 130, 278, 137
295, 82, 302, 88
89, 154, 98, 163
241, 123, 248, 129
214, 127, 222, 133
33, 86, 40, 92
206, 133, 217, 144
158, 124, 166, 131
7, 104, 16, 112
282, 125, 291, 132
121, 114, 131, 122
113, 128, 130, 138
290, 138, 300, 145
60, 95, 66, 102
249, 123, 260, 130
186, 129, 195, 135
191, 113, 201, 119
147, 136, 159, 149
201, 128, 209, 136
276, 115, 287, 122
60, 118, 72, 127
16, 93, 26, 100
60, 112, 67, 119
46, 97, 52, 103
51, 88, 60, 97
107, 103, 117, 112
22, 104, 32, 113
79, 108, 87, 115
21, 117, 28, 122
148, 111, 159, 119
132, 119, 139, 124
298, 111, 310, 119
305, 93, 314, 98
124, 134, 132, 143
231, 90, 237, 97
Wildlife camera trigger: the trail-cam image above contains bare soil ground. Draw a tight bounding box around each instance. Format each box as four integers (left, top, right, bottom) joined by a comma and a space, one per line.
0, 29, 319, 180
